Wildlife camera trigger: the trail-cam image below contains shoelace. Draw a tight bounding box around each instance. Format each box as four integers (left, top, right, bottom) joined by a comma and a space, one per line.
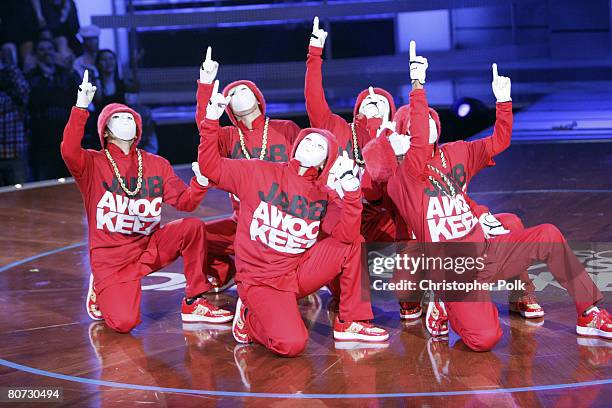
596, 309, 611, 326
196, 298, 222, 311
431, 316, 448, 334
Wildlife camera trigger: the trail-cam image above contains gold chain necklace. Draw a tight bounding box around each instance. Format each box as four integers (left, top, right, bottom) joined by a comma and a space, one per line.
104, 148, 143, 196
349, 122, 365, 165
238, 117, 269, 160
427, 150, 456, 197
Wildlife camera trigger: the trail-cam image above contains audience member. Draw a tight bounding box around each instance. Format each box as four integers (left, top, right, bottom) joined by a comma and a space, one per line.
26, 38, 79, 180
0, 50, 30, 186
95, 49, 139, 110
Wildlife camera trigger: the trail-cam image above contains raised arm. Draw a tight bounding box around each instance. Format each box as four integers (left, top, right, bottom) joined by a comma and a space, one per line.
197, 80, 257, 196
305, 17, 346, 131
398, 41, 431, 178
60, 70, 96, 179
465, 64, 513, 174
195, 46, 218, 127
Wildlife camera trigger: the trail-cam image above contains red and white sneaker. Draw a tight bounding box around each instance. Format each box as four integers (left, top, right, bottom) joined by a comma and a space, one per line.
333, 317, 389, 342
181, 297, 232, 323
86, 274, 103, 321
576, 307, 612, 339
426, 299, 449, 337
509, 294, 545, 318
400, 301, 423, 320
232, 298, 252, 344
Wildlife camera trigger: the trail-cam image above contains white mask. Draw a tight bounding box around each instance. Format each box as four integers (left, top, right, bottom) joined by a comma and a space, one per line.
107, 112, 136, 141
294, 133, 328, 168
429, 116, 438, 144
228, 85, 258, 114
359, 92, 390, 120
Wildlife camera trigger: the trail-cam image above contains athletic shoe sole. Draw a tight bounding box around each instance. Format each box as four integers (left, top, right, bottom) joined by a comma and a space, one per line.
509, 305, 545, 318
400, 309, 423, 320
576, 326, 612, 339
334, 341, 389, 350
86, 274, 103, 321
333, 330, 389, 342
181, 313, 232, 323
181, 322, 232, 331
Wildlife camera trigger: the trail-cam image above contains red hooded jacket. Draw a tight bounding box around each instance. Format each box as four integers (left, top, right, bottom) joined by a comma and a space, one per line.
362, 89, 513, 243
61, 103, 208, 291
198, 118, 362, 291
195, 80, 300, 218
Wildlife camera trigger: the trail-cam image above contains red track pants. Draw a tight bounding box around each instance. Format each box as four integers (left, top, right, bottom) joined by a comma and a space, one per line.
205, 217, 237, 285
238, 236, 373, 357
97, 218, 211, 333
447, 223, 603, 352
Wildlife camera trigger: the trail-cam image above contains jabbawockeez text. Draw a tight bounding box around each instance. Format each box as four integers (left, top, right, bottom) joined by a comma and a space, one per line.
96, 190, 161, 235
426, 194, 479, 242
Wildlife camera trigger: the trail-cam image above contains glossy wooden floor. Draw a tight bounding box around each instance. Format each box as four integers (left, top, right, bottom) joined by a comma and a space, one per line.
0, 142, 611, 407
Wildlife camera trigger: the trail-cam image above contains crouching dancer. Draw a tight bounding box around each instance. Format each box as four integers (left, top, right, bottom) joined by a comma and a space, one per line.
61, 71, 232, 333
198, 81, 388, 357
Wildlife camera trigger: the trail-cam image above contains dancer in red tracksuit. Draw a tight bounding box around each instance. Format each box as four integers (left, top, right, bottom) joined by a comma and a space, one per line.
363, 42, 609, 351
371, 100, 543, 320
62, 71, 232, 333
195, 47, 300, 292
198, 81, 388, 357
306, 17, 397, 243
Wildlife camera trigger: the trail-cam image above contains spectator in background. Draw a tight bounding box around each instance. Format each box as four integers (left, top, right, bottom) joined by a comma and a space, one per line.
95, 49, 139, 110
0, 47, 30, 186
26, 38, 79, 180
31, 0, 80, 70
73, 25, 100, 79
0, 1, 40, 72
74, 25, 102, 151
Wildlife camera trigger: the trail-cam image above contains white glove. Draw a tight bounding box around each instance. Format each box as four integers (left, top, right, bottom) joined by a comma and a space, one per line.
76, 70, 96, 109
191, 162, 209, 187
310, 16, 328, 49
206, 80, 231, 120
332, 151, 360, 192
491, 63, 511, 103
409, 40, 428, 84
200, 46, 219, 84
479, 212, 510, 238
388, 133, 411, 156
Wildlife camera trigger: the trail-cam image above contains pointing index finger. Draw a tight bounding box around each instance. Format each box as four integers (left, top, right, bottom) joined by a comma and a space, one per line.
313, 16, 319, 31
212, 79, 219, 95
409, 40, 417, 60
368, 86, 375, 97
82, 69, 89, 85
492, 63, 498, 79
205, 46, 212, 62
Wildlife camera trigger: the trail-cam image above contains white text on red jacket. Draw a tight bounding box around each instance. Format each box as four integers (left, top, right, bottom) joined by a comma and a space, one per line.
249, 183, 328, 254
426, 194, 478, 242
96, 190, 162, 235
